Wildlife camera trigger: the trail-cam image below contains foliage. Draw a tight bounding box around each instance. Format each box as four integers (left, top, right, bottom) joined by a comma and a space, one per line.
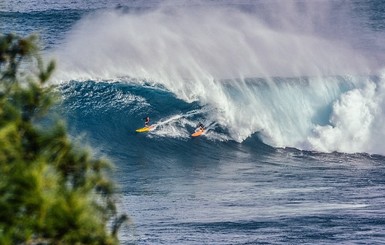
0, 33, 126, 244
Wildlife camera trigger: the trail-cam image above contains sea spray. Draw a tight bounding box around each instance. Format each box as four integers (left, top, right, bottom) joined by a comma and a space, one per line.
53, 2, 370, 82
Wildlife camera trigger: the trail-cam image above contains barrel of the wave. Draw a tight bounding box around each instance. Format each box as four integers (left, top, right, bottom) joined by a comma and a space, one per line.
135, 125, 155, 133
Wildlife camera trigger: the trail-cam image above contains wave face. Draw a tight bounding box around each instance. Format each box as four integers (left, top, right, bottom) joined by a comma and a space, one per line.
57, 74, 385, 156
49, 1, 385, 155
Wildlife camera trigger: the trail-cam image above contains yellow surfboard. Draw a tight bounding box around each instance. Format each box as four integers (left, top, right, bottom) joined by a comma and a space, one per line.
136, 125, 154, 133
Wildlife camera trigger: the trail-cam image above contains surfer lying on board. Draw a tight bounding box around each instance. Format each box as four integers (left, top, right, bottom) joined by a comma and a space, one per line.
144, 116, 150, 127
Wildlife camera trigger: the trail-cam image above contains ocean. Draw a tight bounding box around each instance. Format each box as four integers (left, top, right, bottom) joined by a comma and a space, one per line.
2, 0, 385, 244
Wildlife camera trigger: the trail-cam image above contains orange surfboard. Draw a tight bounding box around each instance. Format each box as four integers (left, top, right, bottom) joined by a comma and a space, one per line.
192, 129, 205, 137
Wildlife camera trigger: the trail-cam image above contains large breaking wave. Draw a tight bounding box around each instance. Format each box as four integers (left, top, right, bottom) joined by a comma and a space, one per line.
50, 1, 385, 155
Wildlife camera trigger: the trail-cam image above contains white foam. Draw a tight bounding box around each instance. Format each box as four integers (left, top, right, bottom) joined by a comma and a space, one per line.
308, 74, 385, 154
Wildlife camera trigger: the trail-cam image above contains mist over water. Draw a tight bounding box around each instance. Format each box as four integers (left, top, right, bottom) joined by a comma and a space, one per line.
52, 1, 385, 155
54, 1, 373, 81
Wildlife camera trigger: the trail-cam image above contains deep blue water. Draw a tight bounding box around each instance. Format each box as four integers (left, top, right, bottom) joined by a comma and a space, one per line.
3, 1, 385, 244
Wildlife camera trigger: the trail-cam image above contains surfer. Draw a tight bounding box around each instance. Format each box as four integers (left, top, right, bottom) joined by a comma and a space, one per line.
136, 117, 154, 133
144, 116, 150, 127
197, 122, 205, 131
191, 122, 205, 137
